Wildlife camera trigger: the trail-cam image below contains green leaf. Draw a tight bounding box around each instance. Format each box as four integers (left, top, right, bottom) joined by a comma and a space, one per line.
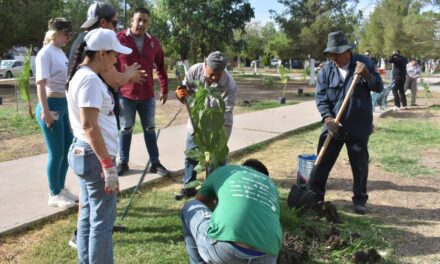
194, 163, 205, 173
184, 148, 201, 159
186, 81, 229, 176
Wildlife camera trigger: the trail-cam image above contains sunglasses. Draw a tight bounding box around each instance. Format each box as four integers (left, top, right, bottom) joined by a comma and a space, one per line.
108, 19, 118, 28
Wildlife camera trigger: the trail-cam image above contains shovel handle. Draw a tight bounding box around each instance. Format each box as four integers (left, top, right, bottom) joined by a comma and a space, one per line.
315, 74, 360, 166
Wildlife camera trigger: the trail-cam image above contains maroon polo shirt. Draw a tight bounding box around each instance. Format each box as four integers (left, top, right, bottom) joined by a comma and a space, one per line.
116, 29, 168, 100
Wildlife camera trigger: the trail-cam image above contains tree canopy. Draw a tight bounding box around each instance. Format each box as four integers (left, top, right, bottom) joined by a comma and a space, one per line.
1, 0, 439, 64
359, 0, 440, 59
271, 0, 361, 60
154, 0, 254, 63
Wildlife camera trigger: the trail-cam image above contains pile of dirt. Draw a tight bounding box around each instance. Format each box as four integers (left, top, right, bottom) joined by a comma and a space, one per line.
278, 226, 358, 263
277, 232, 308, 264
352, 248, 381, 263
312, 201, 342, 224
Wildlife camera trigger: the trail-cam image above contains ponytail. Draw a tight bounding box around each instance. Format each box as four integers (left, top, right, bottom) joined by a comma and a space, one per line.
66, 41, 87, 91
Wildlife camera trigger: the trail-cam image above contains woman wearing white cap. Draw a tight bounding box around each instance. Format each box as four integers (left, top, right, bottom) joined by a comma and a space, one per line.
66, 28, 132, 264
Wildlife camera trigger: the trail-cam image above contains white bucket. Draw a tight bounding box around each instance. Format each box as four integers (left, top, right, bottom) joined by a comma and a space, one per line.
297, 154, 317, 185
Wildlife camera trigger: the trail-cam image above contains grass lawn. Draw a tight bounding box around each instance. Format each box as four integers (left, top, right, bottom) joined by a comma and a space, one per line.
5, 108, 440, 263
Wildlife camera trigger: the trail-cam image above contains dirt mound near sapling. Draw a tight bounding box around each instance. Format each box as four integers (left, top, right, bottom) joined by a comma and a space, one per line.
312, 201, 342, 224
352, 248, 381, 263
323, 226, 347, 250
277, 232, 308, 264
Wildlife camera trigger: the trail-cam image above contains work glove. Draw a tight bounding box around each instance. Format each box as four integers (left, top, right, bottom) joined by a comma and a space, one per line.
175, 85, 188, 103
325, 117, 341, 136
100, 157, 119, 194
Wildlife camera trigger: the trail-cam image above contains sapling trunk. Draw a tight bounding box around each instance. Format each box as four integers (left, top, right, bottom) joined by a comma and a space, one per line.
279, 65, 289, 101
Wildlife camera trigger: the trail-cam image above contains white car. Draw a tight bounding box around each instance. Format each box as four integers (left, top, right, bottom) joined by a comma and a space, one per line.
0, 60, 33, 79
270, 59, 280, 68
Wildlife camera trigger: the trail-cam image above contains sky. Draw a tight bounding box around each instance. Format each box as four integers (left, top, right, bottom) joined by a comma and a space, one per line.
248, 0, 377, 25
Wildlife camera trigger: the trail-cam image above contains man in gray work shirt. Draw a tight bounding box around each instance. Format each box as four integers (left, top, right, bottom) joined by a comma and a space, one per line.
175, 51, 238, 199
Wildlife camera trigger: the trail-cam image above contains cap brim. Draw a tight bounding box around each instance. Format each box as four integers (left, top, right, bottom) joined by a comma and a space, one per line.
323, 44, 354, 54
81, 19, 99, 29
114, 45, 132, 55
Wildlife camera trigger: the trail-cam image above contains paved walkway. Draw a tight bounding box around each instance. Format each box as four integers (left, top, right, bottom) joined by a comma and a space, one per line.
0, 100, 321, 235
1, 73, 437, 235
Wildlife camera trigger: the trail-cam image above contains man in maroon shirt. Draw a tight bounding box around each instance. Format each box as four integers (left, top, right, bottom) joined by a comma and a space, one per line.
116, 7, 169, 176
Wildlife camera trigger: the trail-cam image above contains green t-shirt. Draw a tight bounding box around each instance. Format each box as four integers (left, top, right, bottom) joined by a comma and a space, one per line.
198, 164, 282, 256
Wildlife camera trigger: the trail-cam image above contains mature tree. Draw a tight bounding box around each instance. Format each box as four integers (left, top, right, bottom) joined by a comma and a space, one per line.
238, 22, 264, 62
360, 0, 440, 59
0, 0, 63, 56
156, 0, 254, 63
261, 23, 292, 60
271, 0, 361, 60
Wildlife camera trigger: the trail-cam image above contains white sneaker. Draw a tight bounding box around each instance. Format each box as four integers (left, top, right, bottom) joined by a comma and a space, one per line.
61, 188, 79, 202
392, 106, 399, 111
48, 194, 76, 208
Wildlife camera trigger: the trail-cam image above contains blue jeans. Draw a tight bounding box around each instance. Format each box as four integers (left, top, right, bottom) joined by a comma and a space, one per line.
119, 96, 159, 165
184, 133, 199, 184
68, 139, 117, 264
36, 98, 73, 195
181, 200, 277, 264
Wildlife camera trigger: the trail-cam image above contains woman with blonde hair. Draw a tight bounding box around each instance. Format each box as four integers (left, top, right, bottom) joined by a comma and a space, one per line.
35, 17, 77, 208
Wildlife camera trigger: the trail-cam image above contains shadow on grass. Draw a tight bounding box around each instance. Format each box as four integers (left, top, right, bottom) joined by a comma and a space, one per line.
326, 177, 439, 193
332, 199, 440, 258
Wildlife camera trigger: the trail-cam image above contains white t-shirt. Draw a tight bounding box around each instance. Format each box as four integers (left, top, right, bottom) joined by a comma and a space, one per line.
67, 66, 118, 156
338, 63, 349, 82
36, 43, 68, 94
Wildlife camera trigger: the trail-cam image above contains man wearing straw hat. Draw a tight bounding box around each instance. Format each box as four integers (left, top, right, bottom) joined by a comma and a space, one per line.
307, 31, 383, 215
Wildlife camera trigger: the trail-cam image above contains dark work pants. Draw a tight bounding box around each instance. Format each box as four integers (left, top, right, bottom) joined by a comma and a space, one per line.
392, 78, 407, 107
308, 133, 369, 205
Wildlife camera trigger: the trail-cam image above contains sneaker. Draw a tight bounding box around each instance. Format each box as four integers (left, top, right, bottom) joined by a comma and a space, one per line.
117, 163, 129, 176
48, 194, 75, 208
68, 229, 77, 249
149, 162, 170, 176
392, 106, 399, 111
61, 188, 79, 202
353, 204, 367, 215
174, 187, 198, 200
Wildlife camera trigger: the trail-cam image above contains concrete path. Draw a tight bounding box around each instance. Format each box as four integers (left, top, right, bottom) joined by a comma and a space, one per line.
0, 100, 321, 235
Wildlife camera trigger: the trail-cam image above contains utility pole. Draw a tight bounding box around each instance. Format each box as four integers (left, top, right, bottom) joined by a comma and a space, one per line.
123, 0, 127, 29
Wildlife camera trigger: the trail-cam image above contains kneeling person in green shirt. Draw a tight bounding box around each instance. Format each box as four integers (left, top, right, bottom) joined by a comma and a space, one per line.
181, 159, 282, 263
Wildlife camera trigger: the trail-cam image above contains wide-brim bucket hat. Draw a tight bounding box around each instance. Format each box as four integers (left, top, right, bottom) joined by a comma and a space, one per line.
323, 31, 355, 54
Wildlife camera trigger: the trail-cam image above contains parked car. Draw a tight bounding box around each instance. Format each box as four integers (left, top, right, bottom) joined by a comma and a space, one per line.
0, 60, 33, 79
291, 60, 303, 69
270, 59, 280, 68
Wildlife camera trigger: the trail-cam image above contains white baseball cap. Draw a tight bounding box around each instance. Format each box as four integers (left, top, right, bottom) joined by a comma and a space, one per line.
84, 28, 132, 54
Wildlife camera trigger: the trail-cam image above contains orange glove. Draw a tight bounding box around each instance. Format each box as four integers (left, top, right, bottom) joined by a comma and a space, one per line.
175, 85, 188, 103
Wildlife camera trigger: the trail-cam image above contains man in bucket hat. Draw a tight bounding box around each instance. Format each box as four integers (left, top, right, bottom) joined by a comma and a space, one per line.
290, 31, 383, 215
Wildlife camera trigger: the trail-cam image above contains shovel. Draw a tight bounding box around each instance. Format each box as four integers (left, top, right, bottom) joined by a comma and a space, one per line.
288, 73, 360, 210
